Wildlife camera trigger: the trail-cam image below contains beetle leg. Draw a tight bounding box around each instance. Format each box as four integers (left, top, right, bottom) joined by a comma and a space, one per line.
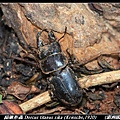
48, 85, 59, 102
98, 55, 115, 71
66, 49, 104, 75
75, 65, 104, 75
66, 48, 80, 68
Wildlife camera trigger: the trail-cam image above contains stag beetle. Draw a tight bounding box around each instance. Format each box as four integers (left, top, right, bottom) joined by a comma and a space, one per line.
36, 28, 83, 106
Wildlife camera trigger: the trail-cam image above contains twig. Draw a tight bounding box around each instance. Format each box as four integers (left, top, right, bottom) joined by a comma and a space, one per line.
78, 70, 120, 88
0, 52, 38, 67
19, 91, 51, 113
19, 70, 120, 113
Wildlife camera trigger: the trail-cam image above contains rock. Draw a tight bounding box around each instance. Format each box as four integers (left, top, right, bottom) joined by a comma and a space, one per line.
0, 3, 120, 66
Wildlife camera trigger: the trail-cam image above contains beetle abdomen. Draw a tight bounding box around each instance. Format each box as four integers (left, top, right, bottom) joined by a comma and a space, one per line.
49, 66, 83, 106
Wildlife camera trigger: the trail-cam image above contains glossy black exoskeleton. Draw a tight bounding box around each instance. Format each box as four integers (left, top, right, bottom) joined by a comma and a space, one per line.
36, 29, 83, 106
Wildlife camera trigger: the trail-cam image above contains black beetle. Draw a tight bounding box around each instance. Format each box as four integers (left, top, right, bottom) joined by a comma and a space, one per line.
36, 28, 83, 106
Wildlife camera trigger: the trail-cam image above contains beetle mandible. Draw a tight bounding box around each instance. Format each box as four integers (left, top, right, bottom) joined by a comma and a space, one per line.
36, 28, 83, 106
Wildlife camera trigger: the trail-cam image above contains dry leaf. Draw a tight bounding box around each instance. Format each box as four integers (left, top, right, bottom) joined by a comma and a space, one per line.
0, 100, 23, 114
7, 81, 40, 100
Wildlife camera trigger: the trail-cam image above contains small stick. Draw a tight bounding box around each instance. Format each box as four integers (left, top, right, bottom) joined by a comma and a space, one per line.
19, 91, 51, 113
0, 52, 38, 67
78, 70, 120, 88
19, 70, 120, 113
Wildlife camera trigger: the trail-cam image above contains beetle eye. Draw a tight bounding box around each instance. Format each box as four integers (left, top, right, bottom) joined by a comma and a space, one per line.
48, 31, 56, 42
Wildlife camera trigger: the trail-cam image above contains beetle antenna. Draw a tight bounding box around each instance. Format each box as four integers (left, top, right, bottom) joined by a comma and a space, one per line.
58, 26, 67, 42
